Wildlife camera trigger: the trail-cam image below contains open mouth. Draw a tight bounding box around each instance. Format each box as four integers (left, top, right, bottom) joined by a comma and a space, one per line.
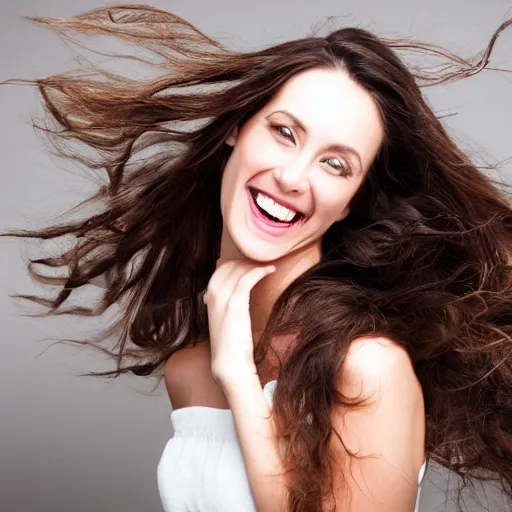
248, 187, 304, 225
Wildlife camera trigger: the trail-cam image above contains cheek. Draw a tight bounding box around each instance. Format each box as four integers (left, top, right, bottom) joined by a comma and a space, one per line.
220, 137, 273, 212
220, 157, 242, 219
313, 181, 355, 222
241, 130, 284, 174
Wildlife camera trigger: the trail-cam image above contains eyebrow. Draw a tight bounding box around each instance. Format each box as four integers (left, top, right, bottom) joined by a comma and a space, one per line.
270, 109, 363, 173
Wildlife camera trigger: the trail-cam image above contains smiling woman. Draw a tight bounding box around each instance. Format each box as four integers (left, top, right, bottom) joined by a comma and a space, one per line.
2, 4, 512, 512
220, 68, 382, 263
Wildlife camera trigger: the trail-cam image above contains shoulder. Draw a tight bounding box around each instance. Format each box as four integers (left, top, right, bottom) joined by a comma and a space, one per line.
340, 336, 421, 402
163, 341, 212, 408
164, 339, 209, 364
328, 336, 425, 509
164, 341, 211, 378
338, 337, 425, 429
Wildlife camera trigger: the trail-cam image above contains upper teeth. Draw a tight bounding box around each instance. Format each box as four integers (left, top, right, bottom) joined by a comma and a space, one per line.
255, 192, 298, 222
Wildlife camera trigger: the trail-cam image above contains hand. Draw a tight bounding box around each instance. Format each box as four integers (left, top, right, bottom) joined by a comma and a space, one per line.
203, 259, 276, 386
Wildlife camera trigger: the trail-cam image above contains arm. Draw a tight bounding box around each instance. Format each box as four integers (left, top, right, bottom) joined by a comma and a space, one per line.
220, 369, 289, 511
220, 337, 425, 512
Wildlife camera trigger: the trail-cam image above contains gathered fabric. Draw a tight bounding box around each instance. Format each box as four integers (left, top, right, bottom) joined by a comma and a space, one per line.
157, 380, 426, 511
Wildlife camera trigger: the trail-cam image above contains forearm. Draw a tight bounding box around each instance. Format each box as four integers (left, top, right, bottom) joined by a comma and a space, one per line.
220, 370, 288, 512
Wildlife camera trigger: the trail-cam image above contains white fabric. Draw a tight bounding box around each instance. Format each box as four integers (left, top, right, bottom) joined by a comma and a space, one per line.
157, 380, 427, 512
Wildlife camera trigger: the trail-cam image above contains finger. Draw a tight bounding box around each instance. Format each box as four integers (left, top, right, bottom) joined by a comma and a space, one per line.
204, 260, 250, 305
208, 259, 258, 297
205, 260, 238, 300
230, 265, 276, 306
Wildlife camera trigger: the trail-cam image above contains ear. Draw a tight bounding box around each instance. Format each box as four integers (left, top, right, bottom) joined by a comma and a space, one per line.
226, 125, 239, 147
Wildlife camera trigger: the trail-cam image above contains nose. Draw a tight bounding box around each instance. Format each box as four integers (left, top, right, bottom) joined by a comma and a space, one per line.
273, 160, 309, 194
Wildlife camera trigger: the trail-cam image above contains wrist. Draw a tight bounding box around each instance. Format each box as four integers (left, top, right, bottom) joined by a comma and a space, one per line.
213, 363, 259, 391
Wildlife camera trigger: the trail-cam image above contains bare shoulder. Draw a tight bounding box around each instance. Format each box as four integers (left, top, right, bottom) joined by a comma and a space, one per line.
340, 336, 425, 437
164, 341, 210, 380
328, 336, 425, 510
341, 336, 422, 401
163, 341, 229, 410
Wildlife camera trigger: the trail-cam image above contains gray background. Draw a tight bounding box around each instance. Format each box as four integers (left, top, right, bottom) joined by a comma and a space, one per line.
1, 0, 512, 511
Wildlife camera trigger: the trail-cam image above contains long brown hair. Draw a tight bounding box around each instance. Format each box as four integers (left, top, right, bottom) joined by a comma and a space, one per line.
3, 5, 512, 511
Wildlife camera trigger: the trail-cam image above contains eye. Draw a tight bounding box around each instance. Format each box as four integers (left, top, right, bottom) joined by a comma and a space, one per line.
272, 124, 352, 177
273, 125, 295, 142
323, 157, 352, 177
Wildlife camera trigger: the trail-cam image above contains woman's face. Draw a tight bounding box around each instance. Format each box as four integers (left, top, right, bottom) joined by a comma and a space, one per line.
220, 67, 384, 263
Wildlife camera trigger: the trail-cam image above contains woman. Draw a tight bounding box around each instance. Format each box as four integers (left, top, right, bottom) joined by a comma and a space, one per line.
3, 5, 512, 512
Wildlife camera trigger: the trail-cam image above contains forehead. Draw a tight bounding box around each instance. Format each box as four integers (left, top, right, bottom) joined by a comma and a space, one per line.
261, 68, 384, 168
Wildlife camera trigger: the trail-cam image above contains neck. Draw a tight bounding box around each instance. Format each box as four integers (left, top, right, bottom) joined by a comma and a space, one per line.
220, 226, 321, 343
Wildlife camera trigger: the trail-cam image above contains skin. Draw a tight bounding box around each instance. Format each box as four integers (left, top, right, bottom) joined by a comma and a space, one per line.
219, 67, 385, 337
164, 67, 425, 511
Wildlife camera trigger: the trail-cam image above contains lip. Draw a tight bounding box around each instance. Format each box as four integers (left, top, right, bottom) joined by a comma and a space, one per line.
249, 187, 306, 217
246, 188, 305, 237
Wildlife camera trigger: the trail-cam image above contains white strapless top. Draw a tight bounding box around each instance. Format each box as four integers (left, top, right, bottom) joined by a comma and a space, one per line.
157, 380, 427, 512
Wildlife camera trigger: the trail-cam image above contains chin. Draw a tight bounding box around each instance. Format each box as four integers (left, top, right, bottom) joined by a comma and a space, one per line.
236, 244, 282, 263
229, 233, 283, 263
